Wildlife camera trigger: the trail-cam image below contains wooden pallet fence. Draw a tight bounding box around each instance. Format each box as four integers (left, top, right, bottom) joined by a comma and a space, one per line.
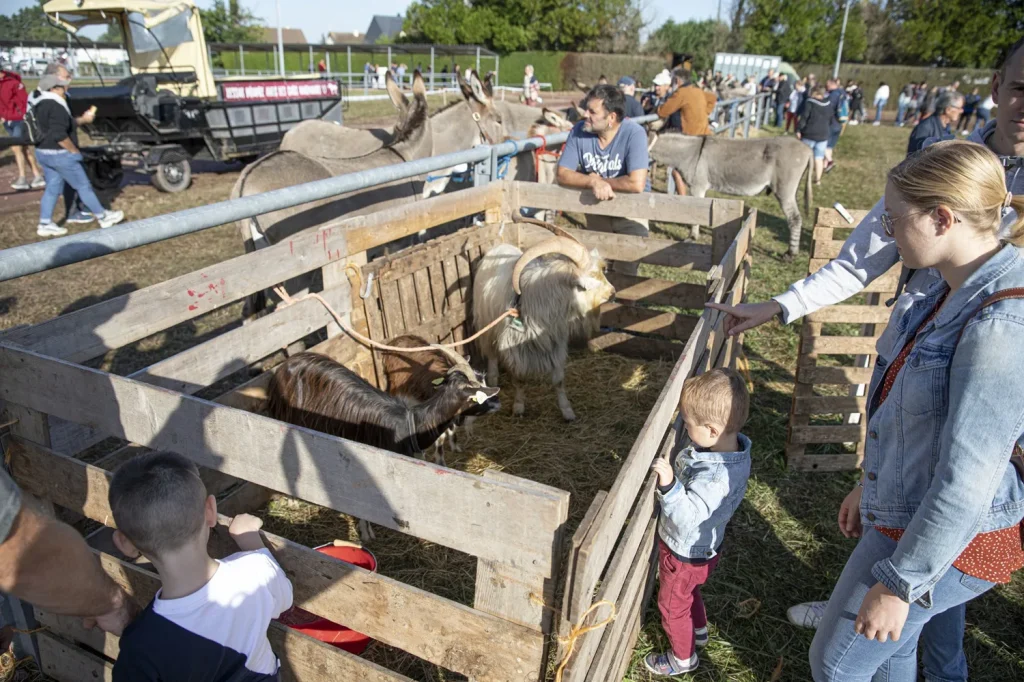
786, 207, 899, 472
0, 181, 756, 682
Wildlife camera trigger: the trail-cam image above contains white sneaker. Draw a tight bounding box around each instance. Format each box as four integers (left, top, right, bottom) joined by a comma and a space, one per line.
98, 210, 125, 228
694, 626, 709, 648
29, 175, 46, 189
11, 177, 29, 191
37, 222, 68, 237
787, 600, 828, 629
872, 121, 881, 126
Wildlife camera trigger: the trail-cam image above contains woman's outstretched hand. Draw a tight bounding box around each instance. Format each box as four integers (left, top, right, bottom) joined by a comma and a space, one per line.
704, 300, 784, 336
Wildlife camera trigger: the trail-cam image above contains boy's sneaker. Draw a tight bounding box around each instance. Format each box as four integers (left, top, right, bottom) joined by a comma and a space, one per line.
644, 651, 698, 677
10, 177, 29, 191
65, 211, 95, 224
37, 222, 68, 237
872, 121, 881, 126
693, 626, 709, 649
787, 600, 828, 629
98, 210, 125, 228
29, 175, 46, 189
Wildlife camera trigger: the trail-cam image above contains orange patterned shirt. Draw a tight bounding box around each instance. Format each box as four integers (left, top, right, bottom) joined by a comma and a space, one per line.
873, 295, 1024, 584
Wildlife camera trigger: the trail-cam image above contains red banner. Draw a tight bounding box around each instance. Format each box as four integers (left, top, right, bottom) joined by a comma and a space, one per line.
220, 80, 340, 102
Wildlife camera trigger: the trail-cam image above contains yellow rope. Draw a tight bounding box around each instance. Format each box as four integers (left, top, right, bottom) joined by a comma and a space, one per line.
548, 599, 617, 682
272, 285, 519, 354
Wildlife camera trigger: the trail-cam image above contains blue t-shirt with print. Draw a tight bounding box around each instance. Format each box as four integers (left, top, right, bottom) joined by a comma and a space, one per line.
558, 117, 650, 191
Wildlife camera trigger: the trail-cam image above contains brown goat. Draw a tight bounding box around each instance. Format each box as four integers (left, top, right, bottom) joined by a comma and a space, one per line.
381, 335, 489, 461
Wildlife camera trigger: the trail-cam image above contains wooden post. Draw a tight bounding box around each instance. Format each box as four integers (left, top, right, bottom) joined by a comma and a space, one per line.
710, 199, 745, 265
473, 470, 569, 681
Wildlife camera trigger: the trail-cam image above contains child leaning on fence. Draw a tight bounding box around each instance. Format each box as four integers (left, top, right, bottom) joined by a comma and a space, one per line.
645, 368, 751, 677
108, 451, 293, 682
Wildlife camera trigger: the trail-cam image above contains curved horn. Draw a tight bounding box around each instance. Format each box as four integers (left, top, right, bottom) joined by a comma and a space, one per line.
512, 237, 592, 296
429, 343, 469, 369
512, 213, 583, 244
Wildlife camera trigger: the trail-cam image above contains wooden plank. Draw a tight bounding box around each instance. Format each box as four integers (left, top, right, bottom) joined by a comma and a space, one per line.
216, 480, 276, 518
815, 207, 870, 227
788, 453, 865, 472
442, 254, 463, 305
514, 182, 718, 226
38, 632, 113, 682
412, 268, 436, 322
455, 251, 472, 302
0, 345, 567, 571
397, 274, 421, 330
793, 396, 868, 415
806, 336, 880, 355
560, 491, 608, 637
522, 226, 713, 270
812, 239, 847, 260
582, 520, 657, 682
811, 226, 835, 241
369, 224, 501, 284
588, 332, 681, 360
798, 366, 875, 385
0, 184, 501, 365
34, 609, 119, 659
8, 440, 544, 682
806, 306, 895, 324
379, 279, 406, 338
604, 274, 707, 310
600, 303, 699, 341
133, 282, 352, 394
427, 261, 447, 318
790, 425, 865, 444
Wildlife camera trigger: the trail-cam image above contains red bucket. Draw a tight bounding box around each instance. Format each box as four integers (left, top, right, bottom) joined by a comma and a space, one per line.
276, 543, 377, 654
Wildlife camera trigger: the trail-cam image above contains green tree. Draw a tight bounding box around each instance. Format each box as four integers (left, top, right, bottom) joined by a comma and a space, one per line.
0, 0, 68, 41
890, 0, 1024, 68
646, 19, 730, 74
201, 0, 264, 44
403, 0, 635, 53
740, 0, 866, 64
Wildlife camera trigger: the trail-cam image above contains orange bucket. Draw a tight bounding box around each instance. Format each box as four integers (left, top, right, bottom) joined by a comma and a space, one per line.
276, 543, 377, 654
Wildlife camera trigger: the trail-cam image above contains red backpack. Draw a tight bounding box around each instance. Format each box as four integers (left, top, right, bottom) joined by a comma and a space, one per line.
0, 71, 28, 121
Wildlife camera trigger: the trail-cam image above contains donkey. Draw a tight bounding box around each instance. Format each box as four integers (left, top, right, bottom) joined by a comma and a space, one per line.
647, 131, 814, 255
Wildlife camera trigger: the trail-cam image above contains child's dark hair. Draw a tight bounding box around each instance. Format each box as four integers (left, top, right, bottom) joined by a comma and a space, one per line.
109, 451, 208, 557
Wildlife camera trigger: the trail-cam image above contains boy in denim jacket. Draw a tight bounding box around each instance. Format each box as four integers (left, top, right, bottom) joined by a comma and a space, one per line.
645, 368, 751, 676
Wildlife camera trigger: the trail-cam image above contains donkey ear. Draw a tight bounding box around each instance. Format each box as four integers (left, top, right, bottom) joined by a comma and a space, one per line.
412, 70, 426, 99
469, 70, 491, 104
456, 69, 474, 100
385, 71, 408, 110
542, 107, 569, 129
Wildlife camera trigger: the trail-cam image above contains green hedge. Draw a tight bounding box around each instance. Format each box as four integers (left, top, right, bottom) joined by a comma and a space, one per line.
498, 51, 566, 89
498, 51, 665, 91
791, 62, 993, 109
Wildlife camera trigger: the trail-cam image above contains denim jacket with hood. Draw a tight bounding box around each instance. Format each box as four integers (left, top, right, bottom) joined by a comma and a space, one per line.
861, 244, 1024, 605
657, 434, 751, 561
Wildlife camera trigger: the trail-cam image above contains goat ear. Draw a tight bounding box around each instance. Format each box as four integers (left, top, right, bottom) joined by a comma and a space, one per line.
467, 386, 500, 404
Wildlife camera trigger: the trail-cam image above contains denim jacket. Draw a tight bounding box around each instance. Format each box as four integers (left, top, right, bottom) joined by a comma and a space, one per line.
656, 433, 751, 561
862, 244, 1024, 605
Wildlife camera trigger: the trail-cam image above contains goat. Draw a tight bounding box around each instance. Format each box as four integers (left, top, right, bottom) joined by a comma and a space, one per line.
473, 221, 615, 421
382, 334, 492, 462
267, 349, 499, 458
266, 348, 499, 543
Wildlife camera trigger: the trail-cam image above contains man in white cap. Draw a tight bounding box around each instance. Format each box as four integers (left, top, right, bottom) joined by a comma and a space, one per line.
642, 69, 673, 115
28, 68, 123, 237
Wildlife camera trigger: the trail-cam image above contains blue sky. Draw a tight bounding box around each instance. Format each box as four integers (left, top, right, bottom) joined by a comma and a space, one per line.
7, 0, 723, 42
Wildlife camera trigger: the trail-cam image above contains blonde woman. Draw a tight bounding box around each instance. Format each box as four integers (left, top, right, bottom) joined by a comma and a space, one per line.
809, 140, 1024, 681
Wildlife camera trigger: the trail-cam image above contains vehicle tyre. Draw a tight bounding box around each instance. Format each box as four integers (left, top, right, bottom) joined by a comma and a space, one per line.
152, 158, 192, 193
85, 156, 125, 191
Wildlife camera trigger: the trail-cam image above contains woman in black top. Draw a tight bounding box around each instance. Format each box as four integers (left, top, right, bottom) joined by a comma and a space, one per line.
30, 72, 122, 237
797, 86, 832, 185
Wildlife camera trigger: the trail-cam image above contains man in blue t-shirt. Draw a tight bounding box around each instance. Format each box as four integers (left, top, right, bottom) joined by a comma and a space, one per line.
557, 84, 650, 274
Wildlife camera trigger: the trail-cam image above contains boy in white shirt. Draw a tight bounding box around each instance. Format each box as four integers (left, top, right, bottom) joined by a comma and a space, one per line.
109, 451, 293, 681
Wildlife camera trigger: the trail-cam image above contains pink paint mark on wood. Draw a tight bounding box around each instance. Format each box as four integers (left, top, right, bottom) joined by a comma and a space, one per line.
188, 304, 199, 311
290, 241, 294, 255
187, 289, 196, 297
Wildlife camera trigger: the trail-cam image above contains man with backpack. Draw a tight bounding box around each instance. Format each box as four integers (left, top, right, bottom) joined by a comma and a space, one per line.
0, 68, 45, 191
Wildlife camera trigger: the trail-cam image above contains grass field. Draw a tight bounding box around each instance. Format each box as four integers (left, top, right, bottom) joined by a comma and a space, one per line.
0, 117, 1021, 682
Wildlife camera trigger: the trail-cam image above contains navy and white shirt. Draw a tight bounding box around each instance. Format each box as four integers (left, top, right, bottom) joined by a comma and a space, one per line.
113, 548, 293, 681
558, 117, 650, 189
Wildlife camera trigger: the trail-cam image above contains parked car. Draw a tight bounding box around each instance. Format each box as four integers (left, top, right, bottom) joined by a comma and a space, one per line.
18, 59, 50, 76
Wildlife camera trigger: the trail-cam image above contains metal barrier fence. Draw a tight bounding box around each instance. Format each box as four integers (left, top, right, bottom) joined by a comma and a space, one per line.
0, 93, 774, 282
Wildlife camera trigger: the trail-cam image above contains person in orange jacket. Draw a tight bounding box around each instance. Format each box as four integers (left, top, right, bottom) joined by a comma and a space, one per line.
655, 70, 716, 195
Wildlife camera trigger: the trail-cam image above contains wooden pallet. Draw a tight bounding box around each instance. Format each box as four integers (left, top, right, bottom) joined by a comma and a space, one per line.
786, 207, 899, 472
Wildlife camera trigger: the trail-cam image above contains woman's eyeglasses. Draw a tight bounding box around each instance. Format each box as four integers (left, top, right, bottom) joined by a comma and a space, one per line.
880, 208, 960, 237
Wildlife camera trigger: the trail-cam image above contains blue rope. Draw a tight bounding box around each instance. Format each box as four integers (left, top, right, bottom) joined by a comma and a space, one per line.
495, 140, 520, 180
425, 171, 470, 183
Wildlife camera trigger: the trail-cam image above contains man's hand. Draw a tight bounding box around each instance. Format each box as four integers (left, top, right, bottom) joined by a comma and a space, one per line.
82, 587, 137, 636
78, 106, 97, 125
855, 582, 910, 643
838, 484, 863, 538
704, 300, 783, 336
228, 513, 266, 552
651, 458, 674, 488
590, 176, 615, 201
